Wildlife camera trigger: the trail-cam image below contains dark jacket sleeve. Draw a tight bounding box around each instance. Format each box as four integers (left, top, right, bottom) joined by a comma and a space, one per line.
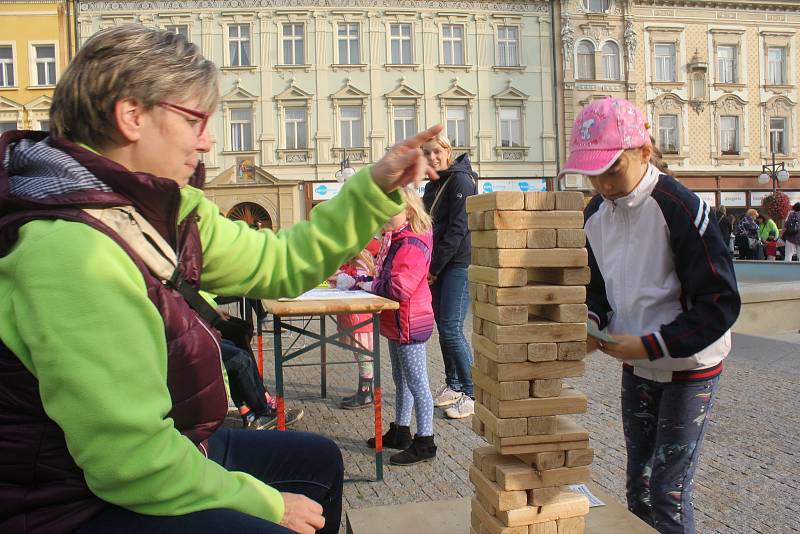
584, 196, 613, 329
430, 173, 474, 276
645, 182, 741, 360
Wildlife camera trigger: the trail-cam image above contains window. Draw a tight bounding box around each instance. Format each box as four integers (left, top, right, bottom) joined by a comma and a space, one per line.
0, 121, 17, 133
283, 23, 305, 65
769, 117, 787, 154
38, 119, 50, 131
654, 43, 676, 82
393, 105, 417, 143
230, 109, 253, 151
658, 115, 679, 153
584, 0, 609, 12
165, 24, 189, 39
285, 108, 307, 149
228, 24, 251, 67
0, 46, 14, 87
576, 41, 595, 80
442, 25, 465, 65
601, 42, 620, 80
446, 106, 468, 147
33, 45, 56, 86
768, 47, 786, 85
720, 115, 739, 154
497, 26, 519, 67
717, 45, 736, 83
340, 106, 363, 148
337, 23, 360, 65
499, 107, 522, 147
390, 23, 413, 64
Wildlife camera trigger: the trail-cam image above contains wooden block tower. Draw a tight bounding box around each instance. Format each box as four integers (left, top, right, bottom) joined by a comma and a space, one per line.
465, 191, 592, 534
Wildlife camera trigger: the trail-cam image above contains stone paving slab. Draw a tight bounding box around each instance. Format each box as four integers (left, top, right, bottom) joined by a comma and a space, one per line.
254, 315, 799, 533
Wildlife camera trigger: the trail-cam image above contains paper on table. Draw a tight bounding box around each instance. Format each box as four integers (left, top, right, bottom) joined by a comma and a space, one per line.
278, 288, 375, 301
567, 484, 605, 507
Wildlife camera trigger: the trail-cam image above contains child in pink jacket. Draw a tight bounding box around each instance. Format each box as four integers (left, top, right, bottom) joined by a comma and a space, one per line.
360, 187, 436, 466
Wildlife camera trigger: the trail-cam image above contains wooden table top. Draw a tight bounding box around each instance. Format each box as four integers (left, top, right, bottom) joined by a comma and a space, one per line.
262, 295, 399, 317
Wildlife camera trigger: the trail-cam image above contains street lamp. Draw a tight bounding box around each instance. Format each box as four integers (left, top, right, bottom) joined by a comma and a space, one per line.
758, 150, 790, 193
335, 156, 356, 182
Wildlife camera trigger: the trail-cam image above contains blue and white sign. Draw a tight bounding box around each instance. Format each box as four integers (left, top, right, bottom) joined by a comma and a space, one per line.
478, 179, 547, 194
694, 191, 716, 207
311, 182, 343, 201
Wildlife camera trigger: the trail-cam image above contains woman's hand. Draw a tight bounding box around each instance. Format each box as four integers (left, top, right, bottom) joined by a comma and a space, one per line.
599, 335, 648, 360
586, 335, 601, 353
427, 273, 437, 285
279, 492, 325, 534
372, 125, 444, 193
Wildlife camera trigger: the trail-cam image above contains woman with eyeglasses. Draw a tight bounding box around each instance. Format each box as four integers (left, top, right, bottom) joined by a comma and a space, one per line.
0, 25, 441, 534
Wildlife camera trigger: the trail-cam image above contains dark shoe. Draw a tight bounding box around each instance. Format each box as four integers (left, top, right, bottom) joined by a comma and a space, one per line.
243, 413, 277, 431
340, 377, 373, 410
390, 434, 437, 466
367, 421, 412, 449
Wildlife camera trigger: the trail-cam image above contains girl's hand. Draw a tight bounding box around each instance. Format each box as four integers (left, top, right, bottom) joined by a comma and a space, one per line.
372, 125, 444, 193
427, 273, 437, 285
358, 281, 374, 292
599, 335, 648, 360
336, 273, 356, 290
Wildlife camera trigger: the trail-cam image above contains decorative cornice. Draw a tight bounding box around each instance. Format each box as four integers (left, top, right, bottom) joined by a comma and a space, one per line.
635, 0, 800, 13
79, 0, 549, 14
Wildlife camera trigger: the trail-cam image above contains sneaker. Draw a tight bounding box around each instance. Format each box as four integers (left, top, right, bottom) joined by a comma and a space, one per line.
244, 413, 277, 430
433, 385, 463, 407
444, 395, 474, 419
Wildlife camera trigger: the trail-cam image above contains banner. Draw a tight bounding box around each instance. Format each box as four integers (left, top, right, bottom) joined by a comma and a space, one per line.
477, 178, 547, 194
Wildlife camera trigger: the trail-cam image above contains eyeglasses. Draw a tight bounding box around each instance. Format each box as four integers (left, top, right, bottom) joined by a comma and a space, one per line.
157, 101, 210, 136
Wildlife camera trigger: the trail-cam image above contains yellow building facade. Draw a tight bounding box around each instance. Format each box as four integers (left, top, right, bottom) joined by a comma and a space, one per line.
0, 1, 73, 133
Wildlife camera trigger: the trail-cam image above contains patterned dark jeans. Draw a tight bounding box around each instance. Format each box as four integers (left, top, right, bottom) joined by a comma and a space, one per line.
621, 369, 721, 534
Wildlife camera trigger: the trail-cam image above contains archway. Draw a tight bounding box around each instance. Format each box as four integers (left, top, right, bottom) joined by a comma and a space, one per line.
227, 202, 273, 230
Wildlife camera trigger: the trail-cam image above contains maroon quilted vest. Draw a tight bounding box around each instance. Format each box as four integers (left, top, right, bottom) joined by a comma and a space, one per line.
0, 132, 228, 533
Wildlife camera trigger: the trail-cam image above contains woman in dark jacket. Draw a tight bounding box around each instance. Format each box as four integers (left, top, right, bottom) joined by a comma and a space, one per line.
716, 205, 733, 254
422, 134, 477, 420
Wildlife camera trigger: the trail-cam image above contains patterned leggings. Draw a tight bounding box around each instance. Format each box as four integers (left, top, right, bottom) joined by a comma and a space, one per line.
621, 370, 721, 534
388, 340, 434, 437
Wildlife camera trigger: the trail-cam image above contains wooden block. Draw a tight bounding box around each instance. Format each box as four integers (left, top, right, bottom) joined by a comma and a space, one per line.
476, 491, 498, 517
475, 385, 484, 404
475, 283, 489, 303
469, 466, 528, 512
565, 448, 594, 468
474, 316, 484, 335
528, 343, 558, 362
485, 211, 584, 230
531, 521, 558, 534
526, 229, 557, 249
469, 282, 477, 300
490, 284, 585, 305
527, 416, 558, 436
529, 486, 563, 506
473, 445, 500, 470
472, 412, 486, 437
496, 504, 539, 527
472, 230, 528, 249
485, 427, 497, 446
496, 464, 591, 491
525, 192, 556, 211
529, 304, 588, 324
474, 302, 529, 326
556, 229, 586, 248
473, 333, 528, 363
557, 342, 587, 361
472, 247, 481, 264
470, 497, 528, 534
555, 192, 586, 211
482, 320, 587, 344
532, 379, 563, 398
499, 417, 589, 446
476, 248, 588, 269
481, 453, 526, 483
466, 192, 525, 213
468, 211, 486, 231
499, 439, 590, 456
536, 492, 590, 522
468, 265, 528, 287
557, 516, 585, 534
484, 359, 584, 382
473, 366, 531, 401
475, 402, 528, 437
530, 451, 566, 471
527, 267, 591, 286
490, 389, 588, 418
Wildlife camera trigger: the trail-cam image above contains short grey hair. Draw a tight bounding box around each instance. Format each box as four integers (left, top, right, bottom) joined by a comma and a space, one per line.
50, 25, 219, 148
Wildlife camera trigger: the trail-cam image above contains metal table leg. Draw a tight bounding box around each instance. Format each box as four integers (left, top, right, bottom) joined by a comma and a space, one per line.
273, 315, 286, 431
373, 313, 383, 481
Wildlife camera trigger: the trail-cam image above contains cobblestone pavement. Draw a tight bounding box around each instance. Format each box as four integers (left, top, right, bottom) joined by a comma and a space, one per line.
255, 314, 800, 533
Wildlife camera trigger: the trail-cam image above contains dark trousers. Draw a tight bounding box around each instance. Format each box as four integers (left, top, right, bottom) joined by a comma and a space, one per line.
220, 338, 270, 415
621, 369, 720, 534
77, 429, 344, 533
431, 265, 473, 397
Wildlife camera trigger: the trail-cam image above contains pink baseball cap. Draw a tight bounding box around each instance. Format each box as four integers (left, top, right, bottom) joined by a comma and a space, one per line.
559, 97, 651, 177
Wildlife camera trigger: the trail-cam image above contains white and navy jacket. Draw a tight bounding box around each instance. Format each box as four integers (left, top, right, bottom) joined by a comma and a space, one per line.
584, 164, 741, 383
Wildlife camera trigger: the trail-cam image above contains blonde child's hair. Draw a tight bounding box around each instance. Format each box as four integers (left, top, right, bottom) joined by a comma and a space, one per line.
398, 187, 432, 235
422, 134, 454, 168
353, 248, 376, 276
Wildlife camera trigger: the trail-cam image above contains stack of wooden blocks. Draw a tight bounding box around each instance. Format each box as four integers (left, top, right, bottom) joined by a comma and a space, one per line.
466, 191, 592, 534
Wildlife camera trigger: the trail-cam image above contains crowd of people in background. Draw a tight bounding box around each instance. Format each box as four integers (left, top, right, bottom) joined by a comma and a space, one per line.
717, 202, 800, 261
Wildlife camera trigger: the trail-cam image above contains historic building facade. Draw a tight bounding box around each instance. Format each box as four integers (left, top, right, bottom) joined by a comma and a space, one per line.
76, 0, 558, 227
556, 0, 800, 211
0, 1, 73, 135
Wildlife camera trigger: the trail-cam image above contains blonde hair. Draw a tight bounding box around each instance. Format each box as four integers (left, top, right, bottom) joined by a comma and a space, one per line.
422, 134, 454, 168
399, 187, 432, 235
352, 249, 376, 276
50, 25, 219, 148
746, 208, 759, 219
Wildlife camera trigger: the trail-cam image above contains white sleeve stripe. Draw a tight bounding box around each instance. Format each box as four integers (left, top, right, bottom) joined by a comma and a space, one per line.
698, 213, 710, 236
654, 331, 672, 359
694, 199, 705, 227
694, 200, 710, 236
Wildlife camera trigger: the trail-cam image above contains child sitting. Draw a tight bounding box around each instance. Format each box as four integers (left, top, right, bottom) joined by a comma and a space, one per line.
765, 231, 778, 261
